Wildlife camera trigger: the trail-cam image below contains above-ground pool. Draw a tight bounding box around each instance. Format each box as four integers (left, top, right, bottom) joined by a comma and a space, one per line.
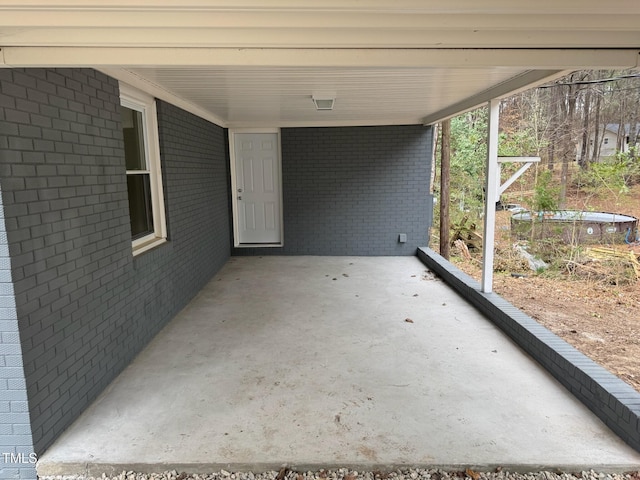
511, 210, 639, 245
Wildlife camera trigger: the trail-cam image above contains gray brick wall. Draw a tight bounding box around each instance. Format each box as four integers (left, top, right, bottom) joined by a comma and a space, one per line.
0, 68, 230, 458
417, 247, 640, 453
0, 182, 36, 480
233, 125, 433, 256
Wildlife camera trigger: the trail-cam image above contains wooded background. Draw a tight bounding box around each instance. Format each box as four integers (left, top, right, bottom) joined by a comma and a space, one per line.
434, 69, 640, 220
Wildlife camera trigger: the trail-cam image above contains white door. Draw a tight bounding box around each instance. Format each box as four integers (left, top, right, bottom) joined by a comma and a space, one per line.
233, 132, 282, 245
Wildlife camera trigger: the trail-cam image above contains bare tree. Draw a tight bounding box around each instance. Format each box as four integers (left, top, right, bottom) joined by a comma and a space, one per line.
558, 76, 578, 206
578, 73, 592, 168
439, 119, 451, 260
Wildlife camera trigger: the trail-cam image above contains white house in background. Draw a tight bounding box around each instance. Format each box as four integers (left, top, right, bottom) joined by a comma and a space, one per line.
580, 123, 640, 161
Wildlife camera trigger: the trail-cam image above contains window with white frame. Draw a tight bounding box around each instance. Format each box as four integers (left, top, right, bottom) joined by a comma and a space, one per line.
119, 83, 167, 254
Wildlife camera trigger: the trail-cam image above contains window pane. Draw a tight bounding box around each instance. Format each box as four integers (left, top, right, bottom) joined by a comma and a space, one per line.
120, 105, 147, 171
127, 174, 154, 239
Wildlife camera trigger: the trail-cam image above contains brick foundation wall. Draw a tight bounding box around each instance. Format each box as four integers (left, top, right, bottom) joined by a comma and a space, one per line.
417, 247, 640, 453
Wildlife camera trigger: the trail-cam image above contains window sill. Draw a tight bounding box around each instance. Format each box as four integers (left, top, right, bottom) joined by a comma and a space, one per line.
133, 236, 167, 256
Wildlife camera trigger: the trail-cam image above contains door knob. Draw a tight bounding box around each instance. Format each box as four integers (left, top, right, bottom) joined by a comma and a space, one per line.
237, 195, 242, 200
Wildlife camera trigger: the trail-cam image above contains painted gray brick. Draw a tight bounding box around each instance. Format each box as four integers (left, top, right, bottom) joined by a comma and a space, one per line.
11, 72, 37, 90
6, 379, 26, 391
234, 125, 433, 257
0, 186, 34, 479
0, 468, 21, 480
26, 88, 48, 105
15, 100, 39, 116
3, 357, 22, 368
1, 83, 27, 101
0, 67, 231, 469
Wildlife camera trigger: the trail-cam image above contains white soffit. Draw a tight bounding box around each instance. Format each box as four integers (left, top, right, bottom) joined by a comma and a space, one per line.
0, 0, 639, 126
118, 66, 543, 128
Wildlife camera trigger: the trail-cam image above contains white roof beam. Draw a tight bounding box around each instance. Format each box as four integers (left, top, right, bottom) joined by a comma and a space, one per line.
0, 0, 638, 14
2, 47, 639, 69
421, 69, 568, 125
0, 12, 638, 30
0, 28, 638, 49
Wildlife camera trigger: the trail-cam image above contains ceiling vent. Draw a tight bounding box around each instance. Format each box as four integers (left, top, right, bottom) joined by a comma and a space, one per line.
312, 95, 335, 111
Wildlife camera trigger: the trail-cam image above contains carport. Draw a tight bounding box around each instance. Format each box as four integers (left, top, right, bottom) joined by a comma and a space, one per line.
1, 3, 640, 479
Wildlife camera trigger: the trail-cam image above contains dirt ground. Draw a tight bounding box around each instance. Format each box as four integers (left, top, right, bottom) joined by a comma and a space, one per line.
448, 184, 640, 392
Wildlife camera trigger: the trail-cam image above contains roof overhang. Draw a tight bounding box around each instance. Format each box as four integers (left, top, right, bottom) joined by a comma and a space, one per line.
1, 1, 639, 127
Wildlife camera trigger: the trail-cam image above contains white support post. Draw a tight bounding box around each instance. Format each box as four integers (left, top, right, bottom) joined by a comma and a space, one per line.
481, 99, 500, 293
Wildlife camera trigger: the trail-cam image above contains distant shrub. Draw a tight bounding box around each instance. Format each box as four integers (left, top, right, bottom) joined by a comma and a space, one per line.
575, 148, 640, 196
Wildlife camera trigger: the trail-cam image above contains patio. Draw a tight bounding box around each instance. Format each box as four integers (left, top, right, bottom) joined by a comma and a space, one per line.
37, 256, 640, 476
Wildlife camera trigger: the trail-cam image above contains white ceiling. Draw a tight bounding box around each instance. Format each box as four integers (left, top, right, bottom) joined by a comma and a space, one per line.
1, 0, 639, 127
122, 66, 532, 127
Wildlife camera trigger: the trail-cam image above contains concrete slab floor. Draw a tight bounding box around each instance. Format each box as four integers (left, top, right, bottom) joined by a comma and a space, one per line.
38, 256, 640, 476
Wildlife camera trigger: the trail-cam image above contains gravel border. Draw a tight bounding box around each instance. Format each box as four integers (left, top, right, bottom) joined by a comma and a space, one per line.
39, 467, 640, 480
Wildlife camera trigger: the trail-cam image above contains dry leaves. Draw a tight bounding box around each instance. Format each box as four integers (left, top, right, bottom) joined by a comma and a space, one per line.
449, 186, 640, 393
465, 469, 480, 480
